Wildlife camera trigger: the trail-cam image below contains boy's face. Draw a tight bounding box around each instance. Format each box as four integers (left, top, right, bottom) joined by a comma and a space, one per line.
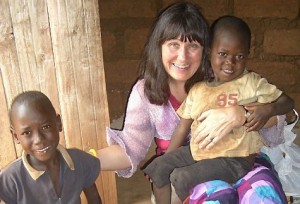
10, 102, 62, 164
210, 28, 249, 83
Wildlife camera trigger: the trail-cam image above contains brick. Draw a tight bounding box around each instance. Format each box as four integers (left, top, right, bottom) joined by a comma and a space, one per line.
99, 0, 157, 19
125, 28, 149, 55
194, 0, 231, 21
289, 93, 300, 113
264, 29, 300, 55
97, 0, 300, 125
234, 0, 299, 19
104, 60, 139, 84
162, 0, 230, 21
100, 30, 117, 57
106, 88, 126, 120
247, 60, 298, 91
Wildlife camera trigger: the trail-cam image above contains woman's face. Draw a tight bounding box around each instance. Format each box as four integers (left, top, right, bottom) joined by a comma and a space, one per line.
162, 38, 203, 83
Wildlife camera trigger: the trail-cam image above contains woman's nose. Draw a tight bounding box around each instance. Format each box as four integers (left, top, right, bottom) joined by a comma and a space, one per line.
177, 46, 188, 61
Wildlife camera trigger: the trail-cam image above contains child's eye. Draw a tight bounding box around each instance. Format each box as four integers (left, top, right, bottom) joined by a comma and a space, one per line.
236, 54, 245, 61
218, 52, 227, 57
42, 125, 51, 130
22, 131, 31, 136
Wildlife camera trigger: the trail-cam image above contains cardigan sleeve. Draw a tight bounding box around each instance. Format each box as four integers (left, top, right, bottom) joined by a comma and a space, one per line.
259, 115, 286, 147
106, 80, 156, 178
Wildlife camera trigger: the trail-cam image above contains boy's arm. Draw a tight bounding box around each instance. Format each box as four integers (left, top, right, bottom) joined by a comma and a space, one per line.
244, 93, 294, 131
166, 118, 193, 153
83, 183, 102, 204
261, 116, 278, 128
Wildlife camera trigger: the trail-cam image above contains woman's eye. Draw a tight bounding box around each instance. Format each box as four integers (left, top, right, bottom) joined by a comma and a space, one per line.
169, 42, 180, 49
189, 43, 200, 49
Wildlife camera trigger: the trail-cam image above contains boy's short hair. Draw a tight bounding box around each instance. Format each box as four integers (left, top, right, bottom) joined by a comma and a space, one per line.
211, 15, 251, 50
9, 91, 56, 124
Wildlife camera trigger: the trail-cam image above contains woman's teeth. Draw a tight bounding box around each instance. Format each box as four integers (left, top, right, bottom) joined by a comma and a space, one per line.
173, 63, 189, 69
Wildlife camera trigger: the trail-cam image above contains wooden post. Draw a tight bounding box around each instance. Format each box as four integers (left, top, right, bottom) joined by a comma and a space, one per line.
0, 0, 117, 203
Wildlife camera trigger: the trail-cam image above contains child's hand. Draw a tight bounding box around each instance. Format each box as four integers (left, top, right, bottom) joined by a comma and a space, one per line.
244, 103, 273, 132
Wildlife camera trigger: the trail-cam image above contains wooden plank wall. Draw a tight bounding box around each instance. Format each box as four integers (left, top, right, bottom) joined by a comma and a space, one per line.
0, 0, 117, 203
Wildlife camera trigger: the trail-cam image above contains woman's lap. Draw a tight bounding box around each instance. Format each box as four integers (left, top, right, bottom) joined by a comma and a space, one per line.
182, 153, 288, 204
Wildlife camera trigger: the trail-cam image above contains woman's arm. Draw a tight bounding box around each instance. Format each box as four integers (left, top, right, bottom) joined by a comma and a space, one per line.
96, 80, 156, 177
97, 145, 131, 171
193, 93, 294, 149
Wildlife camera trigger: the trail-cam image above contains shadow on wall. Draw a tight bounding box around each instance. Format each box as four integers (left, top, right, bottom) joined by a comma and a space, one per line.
110, 115, 125, 129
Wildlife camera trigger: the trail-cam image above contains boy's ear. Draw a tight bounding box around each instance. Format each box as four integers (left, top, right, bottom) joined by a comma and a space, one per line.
10, 126, 20, 144
56, 114, 63, 132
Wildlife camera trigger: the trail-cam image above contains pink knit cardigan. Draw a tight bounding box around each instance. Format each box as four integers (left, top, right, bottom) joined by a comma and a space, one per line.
106, 79, 285, 178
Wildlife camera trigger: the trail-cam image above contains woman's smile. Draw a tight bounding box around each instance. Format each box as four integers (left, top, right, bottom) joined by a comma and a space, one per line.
162, 38, 202, 82
172, 63, 190, 70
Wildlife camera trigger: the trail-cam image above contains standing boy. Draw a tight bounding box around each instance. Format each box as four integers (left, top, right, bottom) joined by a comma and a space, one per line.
0, 91, 102, 204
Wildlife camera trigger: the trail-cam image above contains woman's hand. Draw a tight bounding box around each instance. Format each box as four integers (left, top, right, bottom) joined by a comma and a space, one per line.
193, 106, 245, 150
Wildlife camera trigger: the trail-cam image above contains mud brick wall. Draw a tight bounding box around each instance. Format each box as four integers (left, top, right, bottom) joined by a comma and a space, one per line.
99, 0, 300, 121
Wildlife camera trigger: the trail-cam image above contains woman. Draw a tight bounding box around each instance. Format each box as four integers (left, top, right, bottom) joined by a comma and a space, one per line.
98, 2, 294, 203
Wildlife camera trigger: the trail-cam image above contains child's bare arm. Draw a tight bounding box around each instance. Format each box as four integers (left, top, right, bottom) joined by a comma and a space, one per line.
167, 118, 193, 153
261, 116, 278, 128
244, 93, 294, 131
83, 183, 102, 204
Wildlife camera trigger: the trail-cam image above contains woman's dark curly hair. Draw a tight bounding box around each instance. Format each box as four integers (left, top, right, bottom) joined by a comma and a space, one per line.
138, 2, 210, 105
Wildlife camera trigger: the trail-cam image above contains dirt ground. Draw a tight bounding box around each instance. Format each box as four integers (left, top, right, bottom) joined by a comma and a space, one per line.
116, 143, 155, 204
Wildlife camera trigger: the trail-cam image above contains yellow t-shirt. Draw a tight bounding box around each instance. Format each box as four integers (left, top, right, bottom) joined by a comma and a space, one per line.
177, 71, 282, 161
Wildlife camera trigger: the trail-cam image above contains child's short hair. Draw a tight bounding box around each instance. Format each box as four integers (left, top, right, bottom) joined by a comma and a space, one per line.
9, 91, 56, 124
211, 15, 251, 50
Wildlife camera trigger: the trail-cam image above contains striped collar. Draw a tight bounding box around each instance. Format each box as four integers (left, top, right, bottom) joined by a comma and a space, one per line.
22, 144, 75, 180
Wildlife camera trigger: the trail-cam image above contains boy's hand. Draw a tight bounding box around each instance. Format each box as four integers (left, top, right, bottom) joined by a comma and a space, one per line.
244, 103, 272, 131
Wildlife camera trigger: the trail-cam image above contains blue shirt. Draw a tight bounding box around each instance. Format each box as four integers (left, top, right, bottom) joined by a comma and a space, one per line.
0, 145, 100, 204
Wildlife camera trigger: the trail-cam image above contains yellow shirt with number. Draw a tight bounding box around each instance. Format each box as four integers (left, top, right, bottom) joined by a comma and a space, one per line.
177, 71, 282, 161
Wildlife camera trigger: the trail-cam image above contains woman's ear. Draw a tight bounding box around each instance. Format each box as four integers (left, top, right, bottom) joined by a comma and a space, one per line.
10, 126, 20, 144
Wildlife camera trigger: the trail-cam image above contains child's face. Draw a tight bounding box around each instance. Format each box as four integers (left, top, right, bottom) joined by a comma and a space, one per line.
10, 102, 62, 164
210, 29, 248, 83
